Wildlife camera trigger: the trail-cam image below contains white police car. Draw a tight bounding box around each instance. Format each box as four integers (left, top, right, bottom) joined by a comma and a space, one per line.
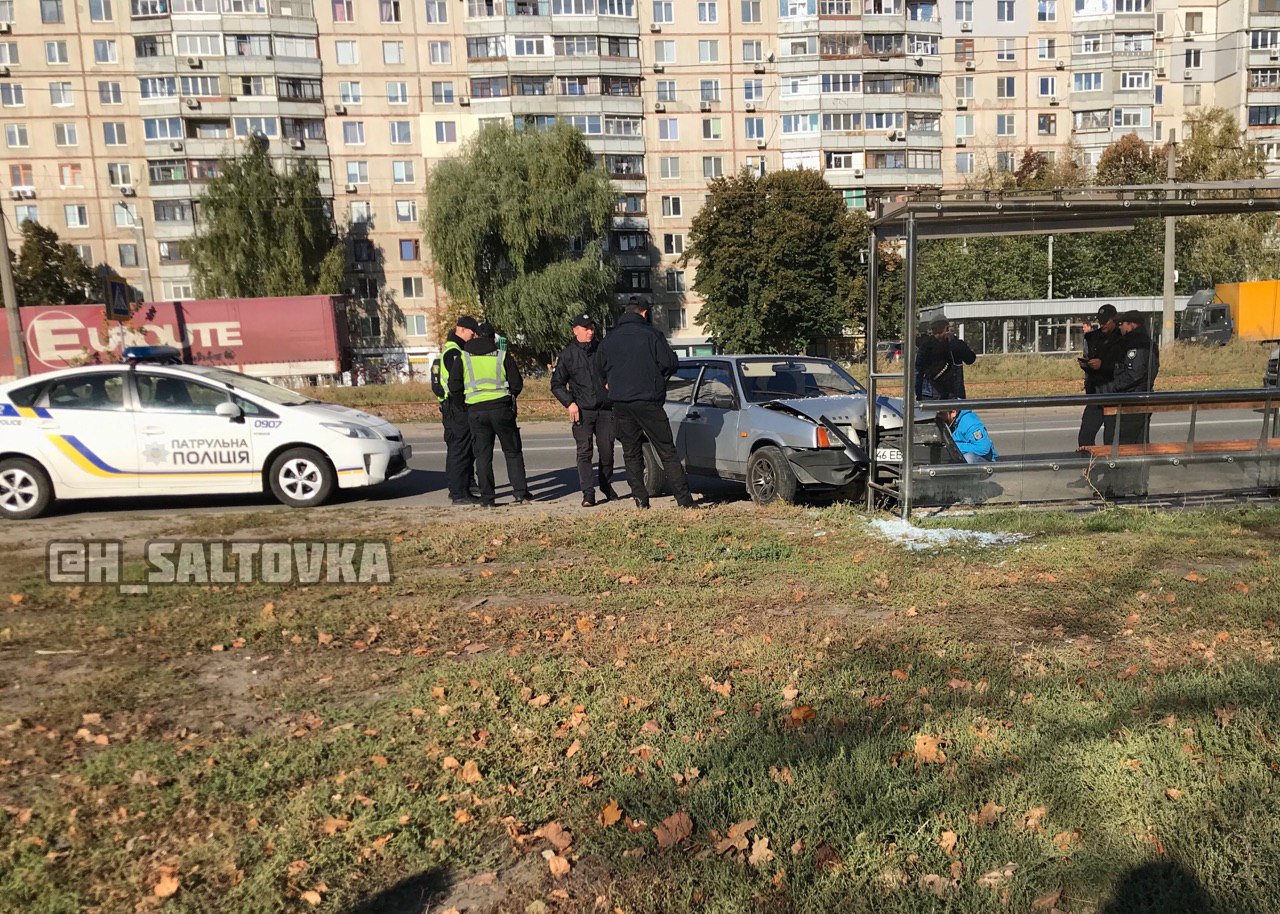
0, 347, 411, 519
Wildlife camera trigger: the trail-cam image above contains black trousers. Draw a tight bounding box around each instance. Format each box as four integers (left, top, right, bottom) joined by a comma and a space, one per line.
1092, 412, 1152, 497
613, 400, 691, 504
1078, 404, 1117, 449
468, 404, 529, 503
571, 408, 615, 494
440, 401, 474, 500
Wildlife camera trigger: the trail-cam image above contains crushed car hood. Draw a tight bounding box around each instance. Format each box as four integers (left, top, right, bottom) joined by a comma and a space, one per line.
762, 394, 932, 430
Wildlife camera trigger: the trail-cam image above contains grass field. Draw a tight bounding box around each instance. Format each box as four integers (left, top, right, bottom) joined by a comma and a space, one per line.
2, 503, 1279, 913
302, 340, 1274, 423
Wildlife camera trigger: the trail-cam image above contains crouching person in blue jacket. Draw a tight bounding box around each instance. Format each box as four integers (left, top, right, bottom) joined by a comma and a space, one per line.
939, 408, 998, 463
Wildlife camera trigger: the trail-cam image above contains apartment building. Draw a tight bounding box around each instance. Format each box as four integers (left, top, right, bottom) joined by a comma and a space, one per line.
0, 0, 1275, 360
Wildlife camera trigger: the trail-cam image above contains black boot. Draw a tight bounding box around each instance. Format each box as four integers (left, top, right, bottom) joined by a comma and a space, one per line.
582, 490, 596, 508
599, 481, 618, 501
633, 497, 650, 510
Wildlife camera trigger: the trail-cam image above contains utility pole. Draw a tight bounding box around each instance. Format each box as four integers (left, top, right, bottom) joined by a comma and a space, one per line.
0, 201, 27, 379
1047, 234, 1054, 299
1162, 129, 1178, 346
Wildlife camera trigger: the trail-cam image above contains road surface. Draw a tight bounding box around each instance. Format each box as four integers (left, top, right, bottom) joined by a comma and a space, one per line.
21, 403, 1276, 523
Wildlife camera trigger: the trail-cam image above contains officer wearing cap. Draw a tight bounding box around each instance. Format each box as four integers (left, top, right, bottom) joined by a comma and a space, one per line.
1075, 304, 1125, 449
1092, 309, 1161, 497
431, 315, 480, 505
550, 312, 617, 507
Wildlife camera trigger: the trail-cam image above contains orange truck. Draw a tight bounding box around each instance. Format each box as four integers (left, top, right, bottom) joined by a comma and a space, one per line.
1177, 281, 1280, 345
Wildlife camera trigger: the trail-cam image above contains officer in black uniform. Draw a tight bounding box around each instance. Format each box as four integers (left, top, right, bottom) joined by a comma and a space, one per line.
551, 313, 618, 507
1076, 304, 1125, 448
1093, 310, 1160, 497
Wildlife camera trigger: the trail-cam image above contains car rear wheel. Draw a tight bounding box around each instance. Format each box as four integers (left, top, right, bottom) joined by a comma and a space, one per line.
0, 457, 53, 520
746, 446, 799, 506
642, 442, 668, 498
268, 447, 336, 508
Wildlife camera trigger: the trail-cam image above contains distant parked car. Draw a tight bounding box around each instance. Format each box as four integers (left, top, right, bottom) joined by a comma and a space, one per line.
876, 340, 904, 362
641, 355, 947, 505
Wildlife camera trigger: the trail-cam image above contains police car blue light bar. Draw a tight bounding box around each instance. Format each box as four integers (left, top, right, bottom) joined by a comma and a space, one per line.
122, 345, 184, 364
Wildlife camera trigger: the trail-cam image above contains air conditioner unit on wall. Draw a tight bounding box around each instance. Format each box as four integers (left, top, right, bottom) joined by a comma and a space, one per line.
170, 140, 184, 151
333, 103, 346, 115
459, 95, 471, 105
0, 22, 11, 33
120, 185, 136, 196
186, 56, 202, 68
753, 63, 766, 73
699, 99, 711, 111
894, 128, 906, 140
653, 64, 664, 73
184, 97, 201, 109
956, 137, 966, 146
956, 98, 968, 109
290, 138, 305, 149
345, 182, 358, 193
756, 138, 766, 148
964, 59, 975, 70
853, 167, 864, 177
960, 20, 971, 30
745, 101, 756, 112
649, 22, 661, 31
1050, 96, 1060, 106
654, 101, 666, 112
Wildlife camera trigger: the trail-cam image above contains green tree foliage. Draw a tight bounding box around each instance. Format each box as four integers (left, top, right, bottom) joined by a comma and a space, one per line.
11, 220, 100, 307
686, 168, 866, 352
425, 124, 617, 358
188, 138, 344, 299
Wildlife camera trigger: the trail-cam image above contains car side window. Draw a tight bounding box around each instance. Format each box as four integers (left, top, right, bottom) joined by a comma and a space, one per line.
44, 373, 126, 411
136, 374, 230, 414
694, 366, 735, 406
666, 366, 700, 404
6, 380, 45, 407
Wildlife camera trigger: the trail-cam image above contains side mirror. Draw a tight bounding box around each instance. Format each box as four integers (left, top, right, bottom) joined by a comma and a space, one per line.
710, 394, 736, 411
216, 401, 243, 421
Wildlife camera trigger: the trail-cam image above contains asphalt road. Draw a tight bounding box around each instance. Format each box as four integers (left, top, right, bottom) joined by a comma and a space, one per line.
27, 404, 1274, 522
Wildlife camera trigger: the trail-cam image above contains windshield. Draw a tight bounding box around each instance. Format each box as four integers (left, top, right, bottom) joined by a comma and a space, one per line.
196, 367, 313, 406
737, 358, 865, 403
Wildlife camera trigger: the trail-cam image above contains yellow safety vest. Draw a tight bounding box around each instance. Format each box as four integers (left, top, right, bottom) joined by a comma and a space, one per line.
461, 351, 509, 405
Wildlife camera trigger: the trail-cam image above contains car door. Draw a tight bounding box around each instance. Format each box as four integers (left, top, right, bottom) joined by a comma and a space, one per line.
34, 370, 140, 495
132, 372, 257, 493
664, 364, 701, 463
683, 362, 742, 476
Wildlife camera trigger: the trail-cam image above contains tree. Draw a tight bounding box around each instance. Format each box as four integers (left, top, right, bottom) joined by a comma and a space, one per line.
685, 168, 865, 353
11, 220, 100, 307
425, 123, 616, 359
189, 137, 344, 299
1094, 132, 1167, 185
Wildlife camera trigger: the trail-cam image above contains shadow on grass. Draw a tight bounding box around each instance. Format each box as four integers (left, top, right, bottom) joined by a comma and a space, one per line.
1100, 860, 1214, 914
343, 867, 450, 914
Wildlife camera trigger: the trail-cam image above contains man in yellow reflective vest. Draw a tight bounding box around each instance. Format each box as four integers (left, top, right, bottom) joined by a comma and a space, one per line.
448, 322, 533, 507
431, 315, 480, 505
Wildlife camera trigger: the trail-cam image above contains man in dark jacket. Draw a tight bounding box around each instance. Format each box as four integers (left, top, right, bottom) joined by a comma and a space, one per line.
596, 301, 694, 509
448, 322, 532, 507
1076, 304, 1125, 448
551, 313, 618, 507
1092, 310, 1160, 497
433, 315, 480, 505
916, 319, 977, 400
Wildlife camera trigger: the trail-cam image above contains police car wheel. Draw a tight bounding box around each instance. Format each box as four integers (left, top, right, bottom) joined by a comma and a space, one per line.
0, 457, 53, 520
268, 447, 335, 508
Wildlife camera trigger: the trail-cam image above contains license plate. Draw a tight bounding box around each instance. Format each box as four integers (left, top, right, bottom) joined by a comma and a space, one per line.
875, 447, 902, 461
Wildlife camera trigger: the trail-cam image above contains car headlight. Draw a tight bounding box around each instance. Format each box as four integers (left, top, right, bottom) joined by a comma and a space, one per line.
322, 421, 380, 440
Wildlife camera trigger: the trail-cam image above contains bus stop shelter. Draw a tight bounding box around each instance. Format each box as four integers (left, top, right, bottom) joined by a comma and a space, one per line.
863, 180, 1280, 516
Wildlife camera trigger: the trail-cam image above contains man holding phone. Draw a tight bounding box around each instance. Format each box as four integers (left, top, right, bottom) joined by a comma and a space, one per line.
1076, 304, 1124, 448
551, 313, 617, 507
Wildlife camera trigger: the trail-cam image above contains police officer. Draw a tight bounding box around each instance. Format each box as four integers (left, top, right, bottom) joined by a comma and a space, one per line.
1093, 310, 1160, 497
1076, 304, 1124, 448
449, 322, 533, 507
551, 313, 618, 507
597, 299, 695, 510
916, 319, 977, 400
432, 315, 480, 505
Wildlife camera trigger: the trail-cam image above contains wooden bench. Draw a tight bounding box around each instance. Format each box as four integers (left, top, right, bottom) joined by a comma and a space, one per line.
1081, 439, 1280, 458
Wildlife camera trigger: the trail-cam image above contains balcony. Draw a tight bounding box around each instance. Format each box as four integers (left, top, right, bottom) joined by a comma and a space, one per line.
131, 0, 170, 18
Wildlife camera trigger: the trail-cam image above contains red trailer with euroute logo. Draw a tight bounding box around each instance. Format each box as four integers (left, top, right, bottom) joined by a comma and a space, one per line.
0, 295, 351, 381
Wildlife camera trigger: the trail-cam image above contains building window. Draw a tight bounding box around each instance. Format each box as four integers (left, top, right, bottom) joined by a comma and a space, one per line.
380, 0, 401, 20
99, 81, 123, 105
997, 113, 1015, 135
663, 233, 683, 255
404, 314, 428, 336
45, 41, 68, 65
332, 0, 353, 18
700, 79, 720, 102
102, 122, 126, 145
1120, 70, 1151, 90
383, 40, 405, 64
702, 117, 722, 140
743, 39, 763, 61
658, 117, 678, 140
656, 79, 676, 102
7, 163, 30, 184
429, 41, 452, 64
745, 116, 765, 139
997, 76, 1015, 98
399, 239, 420, 261
741, 0, 760, 19
393, 160, 415, 183
435, 121, 457, 142
698, 39, 719, 62
14, 204, 37, 223
996, 37, 1015, 62
342, 121, 365, 145
59, 163, 82, 186
41, 0, 64, 22
94, 40, 118, 63
335, 40, 359, 64
399, 277, 424, 299
346, 161, 368, 184
390, 120, 411, 143
339, 81, 362, 104
90, 0, 113, 19
661, 195, 681, 217
954, 39, 973, 61
1185, 48, 1202, 70
0, 83, 22, 107
996, 0, 1012, 19
1078, 33, 1102, 54
118, 243, 138, 268
430, 81, 452, 104
1039, 76, 1056, 96
1038, 113, 1057, 135
996, 151, 1015, 172
54, 122, 78, 146
1185, 11, 1203, 32
426, 0, 447, 19
1038, 38, 1055, 60
665, 269, 686, 293
653, 0, 673, 19
955, 76, 973, 98
108, 162, 132, 186
396, 200, 418, 222
659, 156, 680, 179
955, 114, 973, 137
1074, 71, 1103, 91
64, 204, 88, 228
698, 0, 717, 19
702, 155, 723, 177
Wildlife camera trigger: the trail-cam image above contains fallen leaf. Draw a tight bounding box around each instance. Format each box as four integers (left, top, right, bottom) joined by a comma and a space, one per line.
1053, 829, 1082, 851
977, 863, 1017, 889
460, 759, 483, 784
317, 632, 334, 645
453, 809, 473, 824
546, 852, 571, 878
1164, 787, 1183, 801
653, 811, 693, 848
1032, 889, 1064, 911
1184, 572, 1206, 582
1232, 581, 1251, 594
891, 668, 910, 682
748, 836, 774, 867
539, 822, 573, 852
370, 755, 388, 768
1022, 805, 1048, 833
321, 817, 351, 835
781, 685, 799, 702
600, 800, 623, 828
913, 734, 946, 765
975, 801, 1005, 827
790, 705, 816, 724
528, 694, 551, 707
919, 874, 950, 897
938, 830, 957, 856
700, 675, 732, 697
714, 819, 757, 855
81, 713, 102, 726
8, 594, 24, 606
301, 890, 323, 906
153, 873, 181, 898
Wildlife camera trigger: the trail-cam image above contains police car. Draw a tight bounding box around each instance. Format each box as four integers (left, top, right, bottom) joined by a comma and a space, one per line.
0, 347, 411, 519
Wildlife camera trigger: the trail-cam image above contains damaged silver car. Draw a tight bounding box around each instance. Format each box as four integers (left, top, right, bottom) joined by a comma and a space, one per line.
640, 355, 950, 505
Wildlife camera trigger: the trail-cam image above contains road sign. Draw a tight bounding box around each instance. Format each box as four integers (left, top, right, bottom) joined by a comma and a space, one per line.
106, 277, 131, 321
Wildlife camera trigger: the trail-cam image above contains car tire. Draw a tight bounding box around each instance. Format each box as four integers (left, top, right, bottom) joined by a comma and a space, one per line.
832, 479, 867, 505
746, 446, 799, 506
268, 447, 336, 509
642, 443, 668, 498
0, 457, 53, 520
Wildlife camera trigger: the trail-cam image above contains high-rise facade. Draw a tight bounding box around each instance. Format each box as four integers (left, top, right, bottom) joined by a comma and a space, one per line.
0, 0, 1273, 360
